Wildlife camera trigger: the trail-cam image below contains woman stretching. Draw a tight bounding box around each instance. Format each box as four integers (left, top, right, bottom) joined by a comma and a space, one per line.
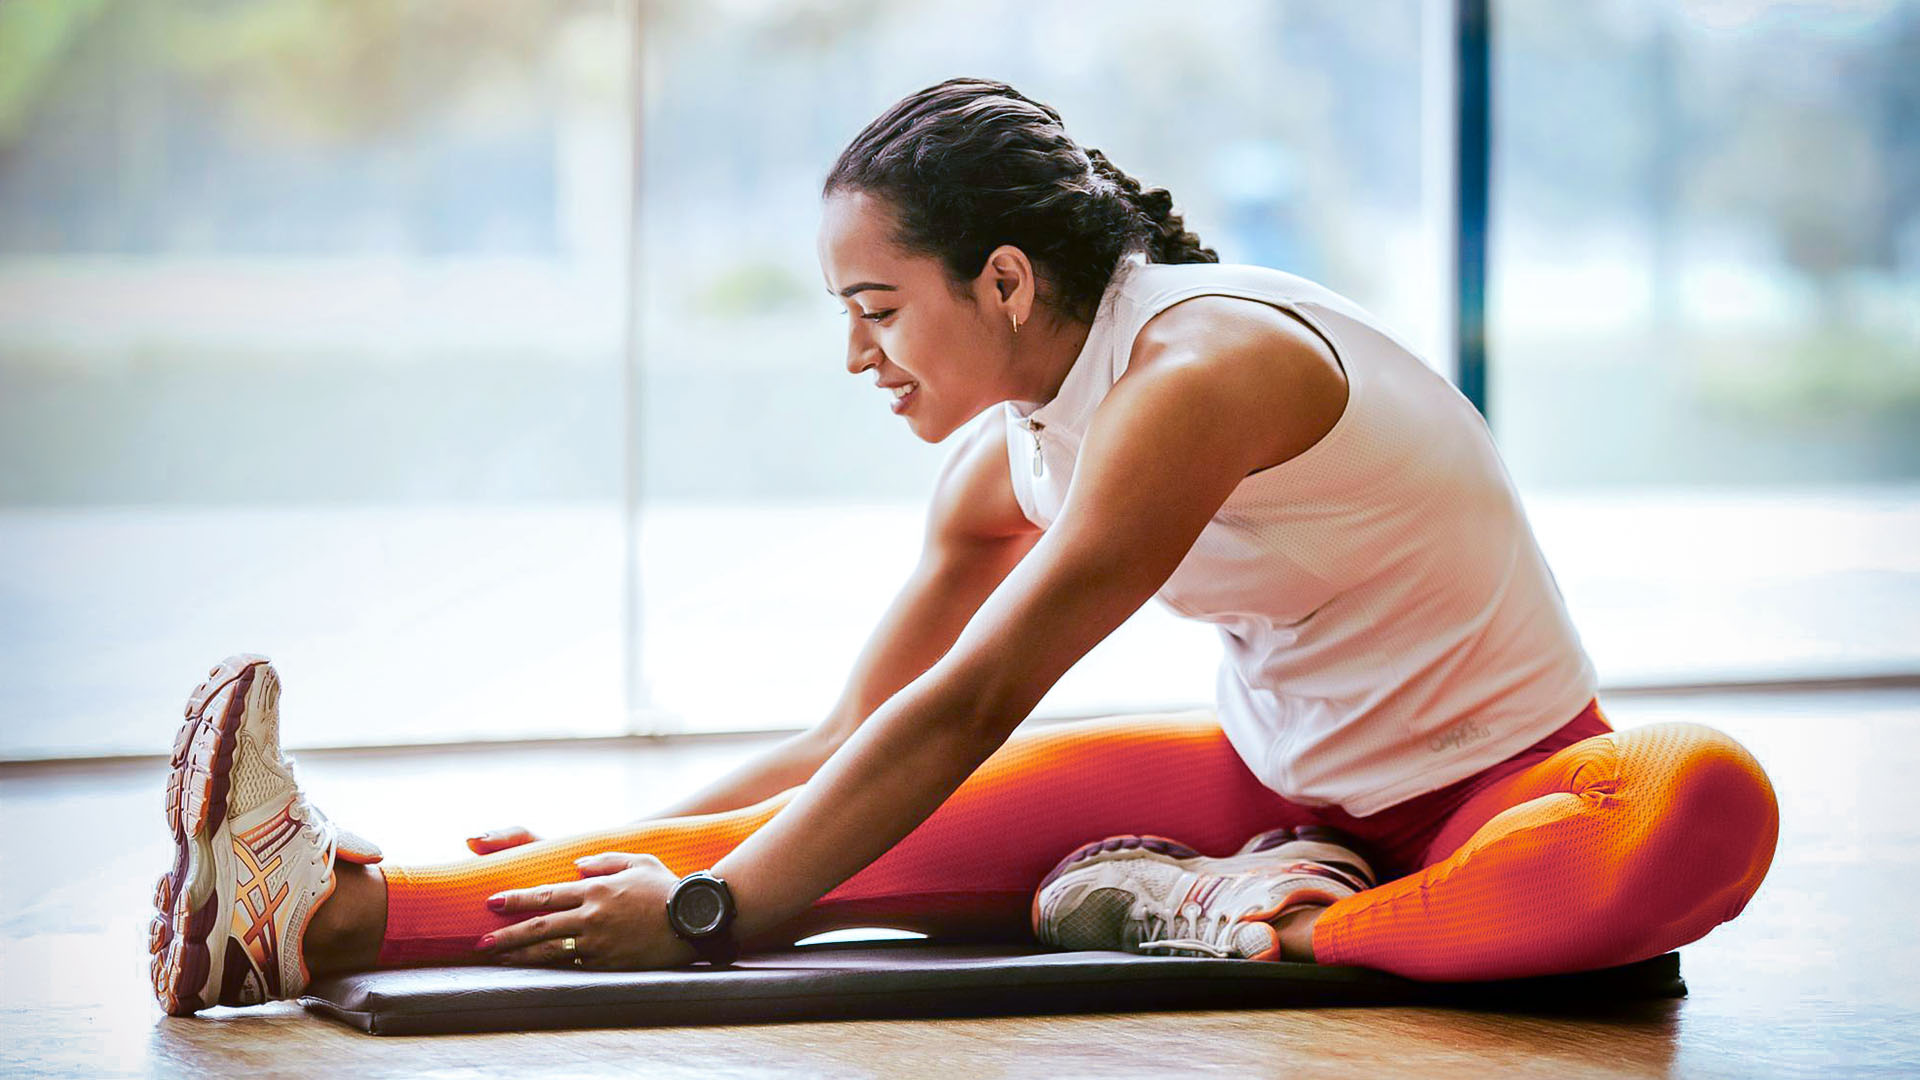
149, 77, 1778, 1015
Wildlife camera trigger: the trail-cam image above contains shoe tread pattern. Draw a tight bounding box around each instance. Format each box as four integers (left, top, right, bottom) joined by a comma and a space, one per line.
149, 655, 269, 1016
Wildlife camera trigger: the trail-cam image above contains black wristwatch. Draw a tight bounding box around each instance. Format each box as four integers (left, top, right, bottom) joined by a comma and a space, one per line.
664, 870, 739, 966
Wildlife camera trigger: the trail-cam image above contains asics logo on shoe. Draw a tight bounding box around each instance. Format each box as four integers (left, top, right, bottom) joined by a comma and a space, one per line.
229, 800, 301, 999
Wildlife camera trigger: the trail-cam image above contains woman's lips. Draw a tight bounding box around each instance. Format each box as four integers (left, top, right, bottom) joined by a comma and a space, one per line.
889, 383, 918, 414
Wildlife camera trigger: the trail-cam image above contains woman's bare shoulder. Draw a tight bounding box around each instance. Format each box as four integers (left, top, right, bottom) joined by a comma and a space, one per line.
1119, 295, 1348, 476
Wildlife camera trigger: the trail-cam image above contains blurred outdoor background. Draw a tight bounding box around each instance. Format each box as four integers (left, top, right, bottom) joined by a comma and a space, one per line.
1, 0, 1914, 757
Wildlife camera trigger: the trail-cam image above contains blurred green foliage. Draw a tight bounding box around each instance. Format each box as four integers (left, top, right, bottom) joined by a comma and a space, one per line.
695, 261, 813, 317
0, 0, 597, 147
1696, 329, 1920, 429
0, 0, 111, 143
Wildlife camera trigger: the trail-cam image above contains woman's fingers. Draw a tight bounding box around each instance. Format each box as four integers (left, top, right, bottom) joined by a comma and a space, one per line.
573, 851, 654, 877
492, 934, 592, 968
477, 911, 584, 961
466, 825, 539, 855
486, 881, 583, 916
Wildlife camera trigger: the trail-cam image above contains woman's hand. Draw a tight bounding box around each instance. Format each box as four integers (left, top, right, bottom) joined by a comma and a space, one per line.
475, 852, 700, 970
465, 825, 539, 855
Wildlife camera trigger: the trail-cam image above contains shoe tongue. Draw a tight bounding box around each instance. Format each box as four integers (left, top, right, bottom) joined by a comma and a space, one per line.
335, 827, 384, 865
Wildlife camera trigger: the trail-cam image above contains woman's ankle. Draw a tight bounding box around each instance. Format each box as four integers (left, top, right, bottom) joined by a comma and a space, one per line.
304, 860, 389, 975
1275, 904, 1326, 963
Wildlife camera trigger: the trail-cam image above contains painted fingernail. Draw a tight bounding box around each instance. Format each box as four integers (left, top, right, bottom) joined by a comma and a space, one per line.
478, 934, 495, 948
486, 896, 505, 911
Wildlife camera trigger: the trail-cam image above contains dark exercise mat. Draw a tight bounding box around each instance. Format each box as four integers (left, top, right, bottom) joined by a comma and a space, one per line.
300, 939, 1685, 1035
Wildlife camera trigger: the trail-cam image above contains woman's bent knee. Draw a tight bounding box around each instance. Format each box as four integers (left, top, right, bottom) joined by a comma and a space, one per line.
1622, 722, 1780, 933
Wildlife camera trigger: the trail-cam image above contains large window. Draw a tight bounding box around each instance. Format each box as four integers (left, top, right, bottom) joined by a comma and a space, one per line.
0, 2, 633, 755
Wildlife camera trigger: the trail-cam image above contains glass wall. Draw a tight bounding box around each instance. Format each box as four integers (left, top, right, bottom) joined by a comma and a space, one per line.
1491, 0, 1920, 684
0, 1, 633, 755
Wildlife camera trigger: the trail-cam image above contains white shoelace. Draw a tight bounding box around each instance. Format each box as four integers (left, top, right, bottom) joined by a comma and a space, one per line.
1135, 901, 1245, 958
282, 762, 333, 875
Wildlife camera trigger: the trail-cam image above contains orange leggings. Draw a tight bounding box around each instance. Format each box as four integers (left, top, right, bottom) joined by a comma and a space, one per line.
376, 701, 1779, 981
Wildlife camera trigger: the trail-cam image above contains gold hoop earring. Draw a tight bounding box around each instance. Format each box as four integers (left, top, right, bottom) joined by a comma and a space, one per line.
1010, 315, 1021, 335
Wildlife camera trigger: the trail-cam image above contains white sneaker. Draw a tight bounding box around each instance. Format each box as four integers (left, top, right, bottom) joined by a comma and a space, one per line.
1031, 827, 1377, 960
148, 654, 381, 1014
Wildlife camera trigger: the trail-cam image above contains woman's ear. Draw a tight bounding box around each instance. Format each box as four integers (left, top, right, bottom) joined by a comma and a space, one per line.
979, 244, 1035, 323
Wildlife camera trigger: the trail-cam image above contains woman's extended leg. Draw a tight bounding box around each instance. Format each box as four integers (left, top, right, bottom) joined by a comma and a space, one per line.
1308, 721, 1780, 981
366, 707, 1315, 967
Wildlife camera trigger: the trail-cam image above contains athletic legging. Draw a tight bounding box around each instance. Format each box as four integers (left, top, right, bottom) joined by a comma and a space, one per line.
376, 700, 1779, 981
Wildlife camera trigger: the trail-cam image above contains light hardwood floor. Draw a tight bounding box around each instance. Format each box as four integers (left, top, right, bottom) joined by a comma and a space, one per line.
2, 689, 1913, 1078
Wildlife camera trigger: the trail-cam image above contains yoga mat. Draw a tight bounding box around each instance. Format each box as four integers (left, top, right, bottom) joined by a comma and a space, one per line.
301, 940, 1685, 1035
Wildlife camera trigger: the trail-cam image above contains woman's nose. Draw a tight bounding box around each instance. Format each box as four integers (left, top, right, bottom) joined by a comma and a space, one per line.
845, 326, 879, 376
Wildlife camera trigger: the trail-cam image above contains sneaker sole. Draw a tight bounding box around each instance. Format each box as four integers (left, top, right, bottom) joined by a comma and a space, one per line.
1035, 834, 1203, 896
149, 654, 270, 1016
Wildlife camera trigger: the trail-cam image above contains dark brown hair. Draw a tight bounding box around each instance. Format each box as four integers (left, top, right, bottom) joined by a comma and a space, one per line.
823, 77, 1217, 324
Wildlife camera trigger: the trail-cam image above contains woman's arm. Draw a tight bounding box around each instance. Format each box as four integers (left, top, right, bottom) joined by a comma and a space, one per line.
714, 305, 1345, 949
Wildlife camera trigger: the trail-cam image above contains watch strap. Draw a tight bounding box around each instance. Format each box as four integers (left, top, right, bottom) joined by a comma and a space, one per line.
689, 926, 739, 966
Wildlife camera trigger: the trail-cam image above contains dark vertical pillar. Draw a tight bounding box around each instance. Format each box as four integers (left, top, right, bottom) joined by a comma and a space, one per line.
1456, 0, 1492, 420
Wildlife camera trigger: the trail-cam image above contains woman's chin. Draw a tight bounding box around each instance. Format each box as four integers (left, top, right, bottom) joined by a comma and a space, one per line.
896, 397, 939, 442
897, 394, 971, 443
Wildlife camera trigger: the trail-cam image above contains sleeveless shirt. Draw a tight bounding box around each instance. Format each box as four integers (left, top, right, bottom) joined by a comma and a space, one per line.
1001, 253, 1596, 817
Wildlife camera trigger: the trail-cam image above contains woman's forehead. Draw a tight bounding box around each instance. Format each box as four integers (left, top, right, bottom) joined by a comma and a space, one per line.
820, 194, 893, 261
820, 194, 920, 295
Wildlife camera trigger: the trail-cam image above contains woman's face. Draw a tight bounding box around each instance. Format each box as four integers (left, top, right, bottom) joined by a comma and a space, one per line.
818, 190, 1012, 443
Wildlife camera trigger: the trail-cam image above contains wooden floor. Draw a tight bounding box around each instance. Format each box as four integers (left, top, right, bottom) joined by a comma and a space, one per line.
2, 689, 1914, 1078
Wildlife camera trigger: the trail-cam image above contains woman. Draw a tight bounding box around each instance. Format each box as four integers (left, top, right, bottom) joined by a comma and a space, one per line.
149, 78, 1778, 1015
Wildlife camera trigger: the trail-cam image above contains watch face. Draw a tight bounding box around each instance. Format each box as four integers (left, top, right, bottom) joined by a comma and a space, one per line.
677, 881, 725, 936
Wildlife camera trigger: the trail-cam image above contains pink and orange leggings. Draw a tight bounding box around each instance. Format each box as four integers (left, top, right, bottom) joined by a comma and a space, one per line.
376, 701, 1779, 981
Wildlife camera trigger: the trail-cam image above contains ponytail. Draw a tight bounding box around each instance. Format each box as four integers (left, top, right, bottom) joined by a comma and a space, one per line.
1085, 148, 1218, 266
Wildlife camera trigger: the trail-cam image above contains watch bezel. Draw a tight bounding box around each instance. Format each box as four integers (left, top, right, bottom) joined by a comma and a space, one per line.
667, 871, 735, 941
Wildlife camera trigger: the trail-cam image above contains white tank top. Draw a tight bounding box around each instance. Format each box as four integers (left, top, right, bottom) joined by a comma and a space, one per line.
1003, 253, 1596, 817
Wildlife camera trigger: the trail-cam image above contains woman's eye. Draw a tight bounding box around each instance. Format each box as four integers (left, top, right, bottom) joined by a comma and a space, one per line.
861, 310, 894, 322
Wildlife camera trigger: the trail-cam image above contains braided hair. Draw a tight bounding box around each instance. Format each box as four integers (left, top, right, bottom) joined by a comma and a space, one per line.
823, 77, 1216, 325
